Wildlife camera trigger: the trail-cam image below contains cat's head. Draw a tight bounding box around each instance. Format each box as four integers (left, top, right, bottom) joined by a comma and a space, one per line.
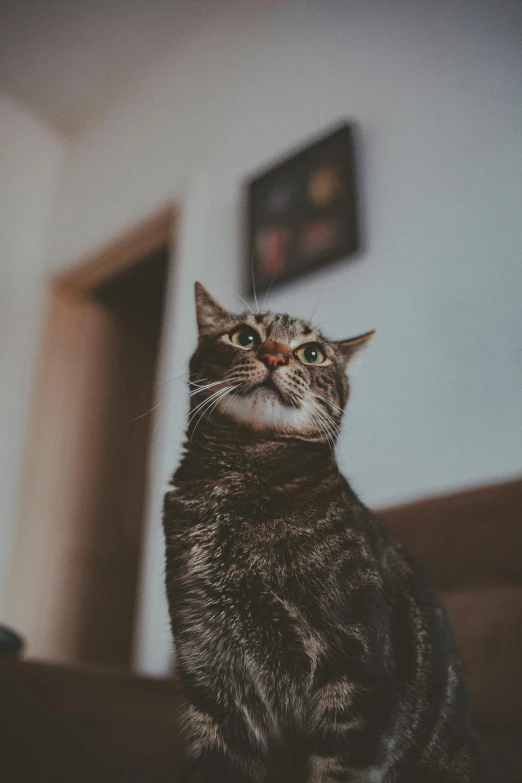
189, 282, 374, 441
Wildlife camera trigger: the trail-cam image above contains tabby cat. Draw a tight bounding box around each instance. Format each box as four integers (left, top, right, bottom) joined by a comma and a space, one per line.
163, 283, 480, 782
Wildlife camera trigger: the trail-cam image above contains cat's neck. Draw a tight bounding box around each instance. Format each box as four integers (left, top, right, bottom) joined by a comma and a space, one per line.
174, 414, 338, 485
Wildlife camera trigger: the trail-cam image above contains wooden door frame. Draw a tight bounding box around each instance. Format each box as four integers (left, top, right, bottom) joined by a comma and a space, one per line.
6, 205, 178, 664
57, 206, 177, 294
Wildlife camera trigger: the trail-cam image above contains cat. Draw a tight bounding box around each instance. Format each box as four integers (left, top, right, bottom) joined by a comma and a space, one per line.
163, 282, 480, 783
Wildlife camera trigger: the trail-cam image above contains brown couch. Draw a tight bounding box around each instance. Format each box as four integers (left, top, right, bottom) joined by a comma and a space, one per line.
379, 476, 522, 782
1, 477, 521, 781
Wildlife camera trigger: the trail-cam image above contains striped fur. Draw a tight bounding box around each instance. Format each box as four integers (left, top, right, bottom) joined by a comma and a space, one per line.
163, 285, 480, 782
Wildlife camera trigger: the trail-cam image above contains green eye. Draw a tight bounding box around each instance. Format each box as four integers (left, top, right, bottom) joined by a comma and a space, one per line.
230, 326, 258, 349
296, 343, 326, 365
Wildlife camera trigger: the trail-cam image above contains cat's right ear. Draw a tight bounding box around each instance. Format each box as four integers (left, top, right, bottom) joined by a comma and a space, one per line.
335, 330, 375, 369
194, 282, 232, 336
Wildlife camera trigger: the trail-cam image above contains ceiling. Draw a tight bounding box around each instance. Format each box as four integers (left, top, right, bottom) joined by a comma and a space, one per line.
0, 0, 228, 137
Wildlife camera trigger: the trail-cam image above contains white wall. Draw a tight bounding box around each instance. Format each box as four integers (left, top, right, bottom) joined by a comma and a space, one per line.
133, 171, 243, 674
0, 92, 63, 615
44, 0, 522, 673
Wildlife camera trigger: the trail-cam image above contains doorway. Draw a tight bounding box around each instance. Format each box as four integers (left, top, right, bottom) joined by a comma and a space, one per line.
7, 208, 175, 668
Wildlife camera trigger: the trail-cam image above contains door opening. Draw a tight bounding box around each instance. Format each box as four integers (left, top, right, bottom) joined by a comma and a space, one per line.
77, 247, 169, 666
7, 208, 175, 669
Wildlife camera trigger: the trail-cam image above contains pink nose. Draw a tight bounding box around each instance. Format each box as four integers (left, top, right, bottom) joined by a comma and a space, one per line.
261, 352, 286, 368
258, 339, 290, 370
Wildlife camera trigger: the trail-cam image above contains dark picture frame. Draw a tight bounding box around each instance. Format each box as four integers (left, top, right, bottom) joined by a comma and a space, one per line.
246, 123, 359, 295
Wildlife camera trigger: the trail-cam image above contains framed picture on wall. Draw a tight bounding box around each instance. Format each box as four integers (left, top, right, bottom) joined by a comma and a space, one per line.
246, 123, 359, 295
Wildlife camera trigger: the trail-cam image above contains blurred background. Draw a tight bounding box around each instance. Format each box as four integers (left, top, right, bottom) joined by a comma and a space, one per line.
0, 0, 521, 780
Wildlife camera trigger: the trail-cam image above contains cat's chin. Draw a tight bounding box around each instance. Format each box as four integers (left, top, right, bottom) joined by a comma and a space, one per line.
216, 386, 312, 433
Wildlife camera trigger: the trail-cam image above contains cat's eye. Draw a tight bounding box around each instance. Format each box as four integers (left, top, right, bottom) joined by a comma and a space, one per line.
295, 343, 326, 365
230, 325, 259, 350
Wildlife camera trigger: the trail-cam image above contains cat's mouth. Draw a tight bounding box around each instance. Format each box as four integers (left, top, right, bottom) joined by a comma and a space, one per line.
246, 376, 295, 407
216, 374, 309, 431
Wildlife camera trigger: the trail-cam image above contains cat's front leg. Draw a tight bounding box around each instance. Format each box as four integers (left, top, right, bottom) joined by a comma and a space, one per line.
306, 677, 393, 783
178, 702, 266, 783
307, 757, 387, 783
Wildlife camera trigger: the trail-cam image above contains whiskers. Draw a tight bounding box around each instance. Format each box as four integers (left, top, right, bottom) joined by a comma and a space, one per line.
188, 380, 241, 443
262, 271, 280, 311
152, 377, 240, 435
250, 250, 259, 312
289, 390, 351, 474
343, 407, 372, 445
216, 278, 254, 314
132, 398, 166, 422
287, 388, 339, 458
310, 391, 372, 446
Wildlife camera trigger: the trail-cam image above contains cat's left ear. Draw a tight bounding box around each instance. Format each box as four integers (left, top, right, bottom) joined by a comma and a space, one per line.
335, 330, 375, 369
194, 282, 232, 335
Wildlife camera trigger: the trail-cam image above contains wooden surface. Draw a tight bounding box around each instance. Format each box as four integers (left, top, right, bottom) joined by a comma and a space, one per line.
377, 477, 522, 726
377, 477, 522, 588
0, 660, 181, 783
